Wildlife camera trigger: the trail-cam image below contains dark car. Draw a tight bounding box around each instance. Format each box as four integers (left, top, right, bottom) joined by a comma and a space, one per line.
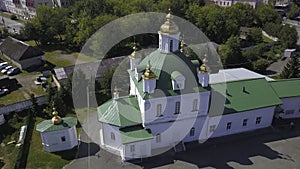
7, 67, 20, 76
0, 88, 9, 96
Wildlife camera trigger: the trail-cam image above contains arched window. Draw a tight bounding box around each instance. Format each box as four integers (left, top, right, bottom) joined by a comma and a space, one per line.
193, 99, 198, 111
170, 40, 173, 52
157, 104, 162, 117
190, 127, 195, 136
111, 132, 115, 140
156, 133, 161, 143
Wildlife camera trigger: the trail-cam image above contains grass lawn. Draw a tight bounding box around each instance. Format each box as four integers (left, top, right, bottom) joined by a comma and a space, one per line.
0, 89, 27, 106
26, 117, 78, 169
24, 40, 37, 47
44, 51, 73, 67
0, 12, 25, 24
0, 112, 27, 169
74, 53, 97, 62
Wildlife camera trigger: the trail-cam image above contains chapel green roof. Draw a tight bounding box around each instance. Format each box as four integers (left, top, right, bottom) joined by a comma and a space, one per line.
128, 50, 207, 99
97, 96, 142, 127
209, 78, 282, 116
120, 125, 153, 144
270, 78, 300, 98
36, 117, 77, 132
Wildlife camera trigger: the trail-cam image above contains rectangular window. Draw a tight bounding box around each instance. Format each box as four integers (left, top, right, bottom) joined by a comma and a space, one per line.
61, 136, 66, 142
285, 110, 295, 115
256, 117, 262, 124
170, 40, 173, 52
111, 132, 115, 140
157, 104, 162, 117
190, 128, 195, 136
156, 134, 161, 143
209, 125, 216, 133
193, 99, 198, 111
226, 122, 232, 130
130, 145, 135, 152
243, 119, 248, 126
175, 101, 180, 114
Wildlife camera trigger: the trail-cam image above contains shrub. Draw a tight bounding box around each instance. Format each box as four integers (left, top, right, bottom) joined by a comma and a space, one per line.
10, 15, 17, 20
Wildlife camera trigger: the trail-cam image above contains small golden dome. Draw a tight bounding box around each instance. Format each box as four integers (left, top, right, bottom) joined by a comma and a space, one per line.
160, 9, 179, 35
142, 61, 157, 80
180, 39, 184, 53
129, 42, 141, 59
199, 64, 208, 73
51, 108, 62, 125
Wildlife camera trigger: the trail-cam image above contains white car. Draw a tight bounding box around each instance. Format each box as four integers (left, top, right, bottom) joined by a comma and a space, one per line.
0, 63, 8, 70
1, 66, 13, 74
0, 88, 9, 96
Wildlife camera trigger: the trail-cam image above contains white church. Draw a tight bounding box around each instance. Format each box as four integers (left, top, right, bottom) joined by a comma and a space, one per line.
97, 11, 300, 161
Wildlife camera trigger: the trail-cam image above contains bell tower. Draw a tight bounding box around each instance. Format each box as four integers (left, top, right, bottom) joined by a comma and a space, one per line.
158, 9, 180, 53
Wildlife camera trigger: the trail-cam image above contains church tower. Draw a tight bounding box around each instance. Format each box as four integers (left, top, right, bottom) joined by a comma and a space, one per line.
198, 56, 210, 87
158, 9, 180, 53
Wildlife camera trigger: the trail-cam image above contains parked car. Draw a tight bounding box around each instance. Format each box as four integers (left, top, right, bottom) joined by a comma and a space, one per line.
0, 63, 8, 70
1, 66, 13, 74
0, 88, 9, 96
7, 67, 20, 76
34, 76, 47, 85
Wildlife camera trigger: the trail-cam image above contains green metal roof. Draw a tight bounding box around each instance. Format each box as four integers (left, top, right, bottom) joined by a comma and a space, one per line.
128, 50, 207, 99
120, 125, 153, 144
171, 71, 183, 80
209, 78, 282, 116
270, 78, 300, 98
97, 96, 142, 127
36, 117, 77, 132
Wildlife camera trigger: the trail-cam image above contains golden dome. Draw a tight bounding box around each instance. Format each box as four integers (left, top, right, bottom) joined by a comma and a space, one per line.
160, 9, 179, 35
199, 64, 208, 73
142, 61, 157, 80
51, 108, 62, 125
129, 42, 141, 59
180, 39, 184, 53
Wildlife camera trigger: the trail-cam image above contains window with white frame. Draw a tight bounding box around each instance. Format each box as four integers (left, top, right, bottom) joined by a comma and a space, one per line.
130, 145, 135, 152
111, 132, 115, 140
190, 127, 195, 136
226, 122, 232, 130
156, 133, 161, 143
175, 101, 181, 114
193, 99, 198, 111
256, 117, 262, 124
243, 119, 248, 126
156, 104, 162, 117
209, 125, 216, 133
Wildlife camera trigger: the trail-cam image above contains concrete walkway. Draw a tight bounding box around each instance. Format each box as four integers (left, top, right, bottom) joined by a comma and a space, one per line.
64, 117, 300, 169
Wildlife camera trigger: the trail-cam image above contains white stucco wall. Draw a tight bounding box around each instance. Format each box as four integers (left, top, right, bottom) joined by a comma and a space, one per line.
102, 123, 122, 152
142, 91, 210, 125
41, 126, 78, 152
278, 97, 300, 119
208, 106, 275, 138
122, 139, 152, 160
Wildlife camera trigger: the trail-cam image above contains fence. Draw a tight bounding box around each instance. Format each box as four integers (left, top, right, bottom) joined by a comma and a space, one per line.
0, 95, 46, 115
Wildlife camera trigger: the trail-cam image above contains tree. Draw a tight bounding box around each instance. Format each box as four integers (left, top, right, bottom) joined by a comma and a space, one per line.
263, 22, 281, 37
287, 4, 299, 19
278, 25, 298, 49
253, 58, 269, 73
30, 94, 38, 117
220, 36, 246, 68
256, 4, 281, 27
248, 27, 263, 44
280, 55, 300, 78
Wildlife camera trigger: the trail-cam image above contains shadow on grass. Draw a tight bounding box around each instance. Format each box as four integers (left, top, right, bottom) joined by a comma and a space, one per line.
54, 146, 78, 161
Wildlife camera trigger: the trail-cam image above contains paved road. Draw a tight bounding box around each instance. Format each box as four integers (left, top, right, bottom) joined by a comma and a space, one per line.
64, 115, 300, 169
0, 16, 24, 33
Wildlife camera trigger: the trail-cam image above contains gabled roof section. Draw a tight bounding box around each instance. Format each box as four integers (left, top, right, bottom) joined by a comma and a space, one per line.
128, 50, 207, 99
209, 78, 282, 116
97, 96, 142, 127
120, 125, 153, 144
0, 37, 44, 61
36, 117, 77, 133
270, 78, 300, 98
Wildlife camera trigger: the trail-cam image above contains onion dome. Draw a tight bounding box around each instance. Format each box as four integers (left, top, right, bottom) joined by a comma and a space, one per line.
51, 107, 62, 125
129, 42, 141, 59
142, 60, 157, 80
199, 55, 208, 73
160, 9, 179, 35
